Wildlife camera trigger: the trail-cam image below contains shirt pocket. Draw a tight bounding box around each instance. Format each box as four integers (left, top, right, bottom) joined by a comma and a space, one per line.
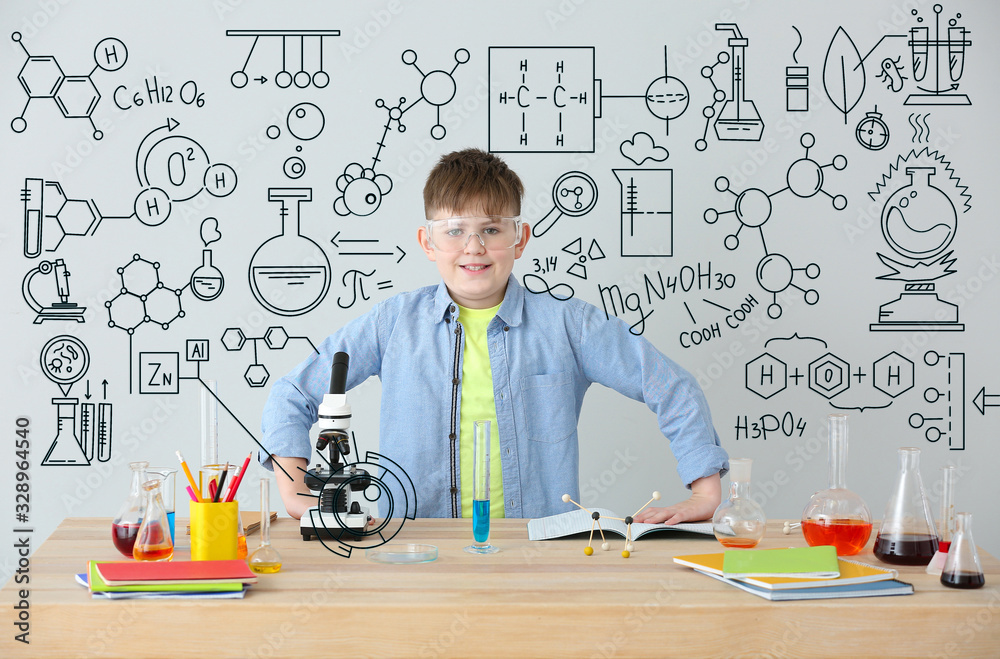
519, 371, 575, 443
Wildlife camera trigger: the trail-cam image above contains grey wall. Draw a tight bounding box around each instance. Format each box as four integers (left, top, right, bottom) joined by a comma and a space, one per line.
3, 0, 998, 574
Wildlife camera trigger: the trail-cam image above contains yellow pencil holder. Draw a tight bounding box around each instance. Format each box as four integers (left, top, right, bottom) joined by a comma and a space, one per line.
190, 500, 239, 561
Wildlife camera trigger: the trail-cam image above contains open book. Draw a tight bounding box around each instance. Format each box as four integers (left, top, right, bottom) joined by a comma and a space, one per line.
528, 507, 714, 542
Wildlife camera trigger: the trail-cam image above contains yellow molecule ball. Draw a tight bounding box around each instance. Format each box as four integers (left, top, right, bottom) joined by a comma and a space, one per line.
622, 549, 631, 558
584, 546, 594, 556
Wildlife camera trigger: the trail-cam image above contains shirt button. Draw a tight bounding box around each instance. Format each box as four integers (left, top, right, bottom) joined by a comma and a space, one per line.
503, 326, 509, 331
454, 329, 460, 335
445, 317, 450, 323
452, 377, 459, 384
450, 305, 456, 312
450, 487, 458, 494
449, 433, 456, 440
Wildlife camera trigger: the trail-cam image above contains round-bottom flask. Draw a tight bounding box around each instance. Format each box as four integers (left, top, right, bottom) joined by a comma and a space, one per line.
800, 414, 872, 556
713, 458, 766, 549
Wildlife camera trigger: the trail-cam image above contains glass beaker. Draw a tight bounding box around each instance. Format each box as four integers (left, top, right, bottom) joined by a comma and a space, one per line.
940, 512, 985, 589
249, 478, 282, 574
800, 414, 872, 556
147, 468, 177, 543
712, 458, 766, 549
42, 397, 90, 466
134, 479, 173, 561
464, 420, 500, 554
111, 461, 148, 557
874, 447, 938, 565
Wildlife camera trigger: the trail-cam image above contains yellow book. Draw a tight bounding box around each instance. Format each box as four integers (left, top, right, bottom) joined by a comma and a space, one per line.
673, 552, 898, 590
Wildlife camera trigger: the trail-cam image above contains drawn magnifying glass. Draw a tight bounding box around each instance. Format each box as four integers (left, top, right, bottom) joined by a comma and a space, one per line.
532, 171, 599, 237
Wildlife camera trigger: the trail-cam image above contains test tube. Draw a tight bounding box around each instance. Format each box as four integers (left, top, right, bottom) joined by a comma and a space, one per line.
200, 379, 219, 469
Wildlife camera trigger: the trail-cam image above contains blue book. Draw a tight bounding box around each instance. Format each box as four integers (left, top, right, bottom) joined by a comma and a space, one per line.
694, 569, 914, 601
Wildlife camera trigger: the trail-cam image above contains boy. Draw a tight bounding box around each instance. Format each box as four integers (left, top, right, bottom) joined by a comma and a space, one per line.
261, 149, 728, 523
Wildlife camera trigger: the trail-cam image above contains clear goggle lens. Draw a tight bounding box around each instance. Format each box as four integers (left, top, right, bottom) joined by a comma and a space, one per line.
426, 216, 521, 252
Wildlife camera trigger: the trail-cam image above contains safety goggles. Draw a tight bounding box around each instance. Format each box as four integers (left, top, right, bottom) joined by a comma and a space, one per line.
425, 216, 522, 252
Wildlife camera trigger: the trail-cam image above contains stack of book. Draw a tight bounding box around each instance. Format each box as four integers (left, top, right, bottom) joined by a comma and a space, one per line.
673, 546, 913, 601
76, 559, 258, 599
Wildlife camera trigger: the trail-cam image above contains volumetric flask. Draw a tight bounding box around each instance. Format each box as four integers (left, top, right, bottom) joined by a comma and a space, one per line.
800, 414, 872, 556
940, 512, 985, 589
874, 447, 938, 565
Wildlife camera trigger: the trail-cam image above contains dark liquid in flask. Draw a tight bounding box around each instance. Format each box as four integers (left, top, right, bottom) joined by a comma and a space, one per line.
873, 533, 938, 565
941, 571, 985, 589
112, 522, 140, 557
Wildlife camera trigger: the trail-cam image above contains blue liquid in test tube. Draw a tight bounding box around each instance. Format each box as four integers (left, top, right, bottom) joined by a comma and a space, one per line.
166, 511, 176, 544
473, 499, 490, 543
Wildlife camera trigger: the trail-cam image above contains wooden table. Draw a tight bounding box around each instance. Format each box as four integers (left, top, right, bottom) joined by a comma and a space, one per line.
2, 518, 998, 657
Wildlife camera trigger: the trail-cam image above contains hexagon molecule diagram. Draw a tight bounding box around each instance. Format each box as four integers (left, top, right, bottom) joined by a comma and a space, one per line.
106, 255, 184, 334
704, 133, 848, 319
11, 32, 127, 140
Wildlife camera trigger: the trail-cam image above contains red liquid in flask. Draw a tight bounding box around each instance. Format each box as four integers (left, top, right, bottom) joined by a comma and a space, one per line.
801, 519, 872, 556
941, 571, 985, 589
873, 533, 938, 565
111, 522, 140, 557
717, 537, 761, 549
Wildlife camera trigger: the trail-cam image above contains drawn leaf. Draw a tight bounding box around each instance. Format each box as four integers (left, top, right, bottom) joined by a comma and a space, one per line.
823, 27, 866, 124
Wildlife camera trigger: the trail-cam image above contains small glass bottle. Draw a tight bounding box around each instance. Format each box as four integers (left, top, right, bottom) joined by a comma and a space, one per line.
800, 414, 872, 556
133, 479, 173, 561
874, 447, 938, 565
111, 461, 148, 558
940, 512, 985, 589
713, 458, 766, 549
248, 478, 282, 574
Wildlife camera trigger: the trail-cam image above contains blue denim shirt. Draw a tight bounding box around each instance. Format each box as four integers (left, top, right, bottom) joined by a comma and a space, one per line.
260, 276, 728, 519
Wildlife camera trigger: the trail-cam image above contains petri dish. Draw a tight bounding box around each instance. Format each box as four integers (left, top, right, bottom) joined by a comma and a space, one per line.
365, 543, 438, 564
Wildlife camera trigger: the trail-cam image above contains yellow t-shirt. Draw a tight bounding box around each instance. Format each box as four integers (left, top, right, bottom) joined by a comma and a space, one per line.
456, 303, 505, 518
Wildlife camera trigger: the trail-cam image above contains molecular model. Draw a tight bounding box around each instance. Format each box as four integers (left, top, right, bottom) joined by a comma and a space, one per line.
562, 492, 661, 558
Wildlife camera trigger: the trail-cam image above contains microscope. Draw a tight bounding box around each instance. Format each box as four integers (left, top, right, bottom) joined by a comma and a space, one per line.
22, 259, 86, 323
300, 352, 373, 541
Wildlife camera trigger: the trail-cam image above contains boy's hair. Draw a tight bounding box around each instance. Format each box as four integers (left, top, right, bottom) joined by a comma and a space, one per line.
424, 148, 524, 217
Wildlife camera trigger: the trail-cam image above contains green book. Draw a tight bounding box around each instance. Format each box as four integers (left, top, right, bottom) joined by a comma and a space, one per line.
87, 561, 244, 593
721, 546, 840, 579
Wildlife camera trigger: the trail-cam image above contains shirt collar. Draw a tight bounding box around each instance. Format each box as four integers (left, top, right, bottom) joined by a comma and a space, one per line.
431, 275, 525, 326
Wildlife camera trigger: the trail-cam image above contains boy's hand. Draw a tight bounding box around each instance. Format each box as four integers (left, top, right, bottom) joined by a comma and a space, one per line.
631, 473, 722, 525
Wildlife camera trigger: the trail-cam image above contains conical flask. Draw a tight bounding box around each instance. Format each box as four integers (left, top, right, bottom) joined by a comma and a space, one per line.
874, 447, 938, 565
133, 479, 174, 561
712, 458, 766, 548
800, 414, 872, 555
111, 461, 148, 557
940, 512, 985, 589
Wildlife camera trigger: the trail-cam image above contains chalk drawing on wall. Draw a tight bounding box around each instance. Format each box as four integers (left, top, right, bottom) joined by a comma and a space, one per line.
249, 188, 331, 316
786, 27, 810, 112
562, 237, 606, 280
190, 218, 225, 302
227, 29, 340, 89
904, 5, 972, 106
21, 258, 86, 323
613, 169, 672, 258
334, 48, 469, 216
39, 335, 114, 466
919, 350, 966, 450
856, 107, 890, 150
695, 24, 764, 151
265, 102, 325, 180
522, 273, 575, 301
336, 269, 393, 309
823, 27, 866, 125
908, 113, 931, 144
222, 326, 318, 388
704, 133, 847, 319
533, 171, 598, 238
868, 149, 971, 332
620, 132, 668, 166
876, 56, 907, 92
10, 32, 127, 140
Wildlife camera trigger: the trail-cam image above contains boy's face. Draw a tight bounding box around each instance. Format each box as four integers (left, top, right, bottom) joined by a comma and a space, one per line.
418, 207, 530, 309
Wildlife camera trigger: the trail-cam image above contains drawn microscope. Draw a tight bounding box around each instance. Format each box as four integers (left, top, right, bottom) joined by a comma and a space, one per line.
300, 352, 373, 541
22, 259, 86, 323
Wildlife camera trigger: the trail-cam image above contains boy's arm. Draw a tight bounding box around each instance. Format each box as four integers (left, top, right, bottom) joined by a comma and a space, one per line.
272, 455, 313, 520
631, 473, 721, 524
